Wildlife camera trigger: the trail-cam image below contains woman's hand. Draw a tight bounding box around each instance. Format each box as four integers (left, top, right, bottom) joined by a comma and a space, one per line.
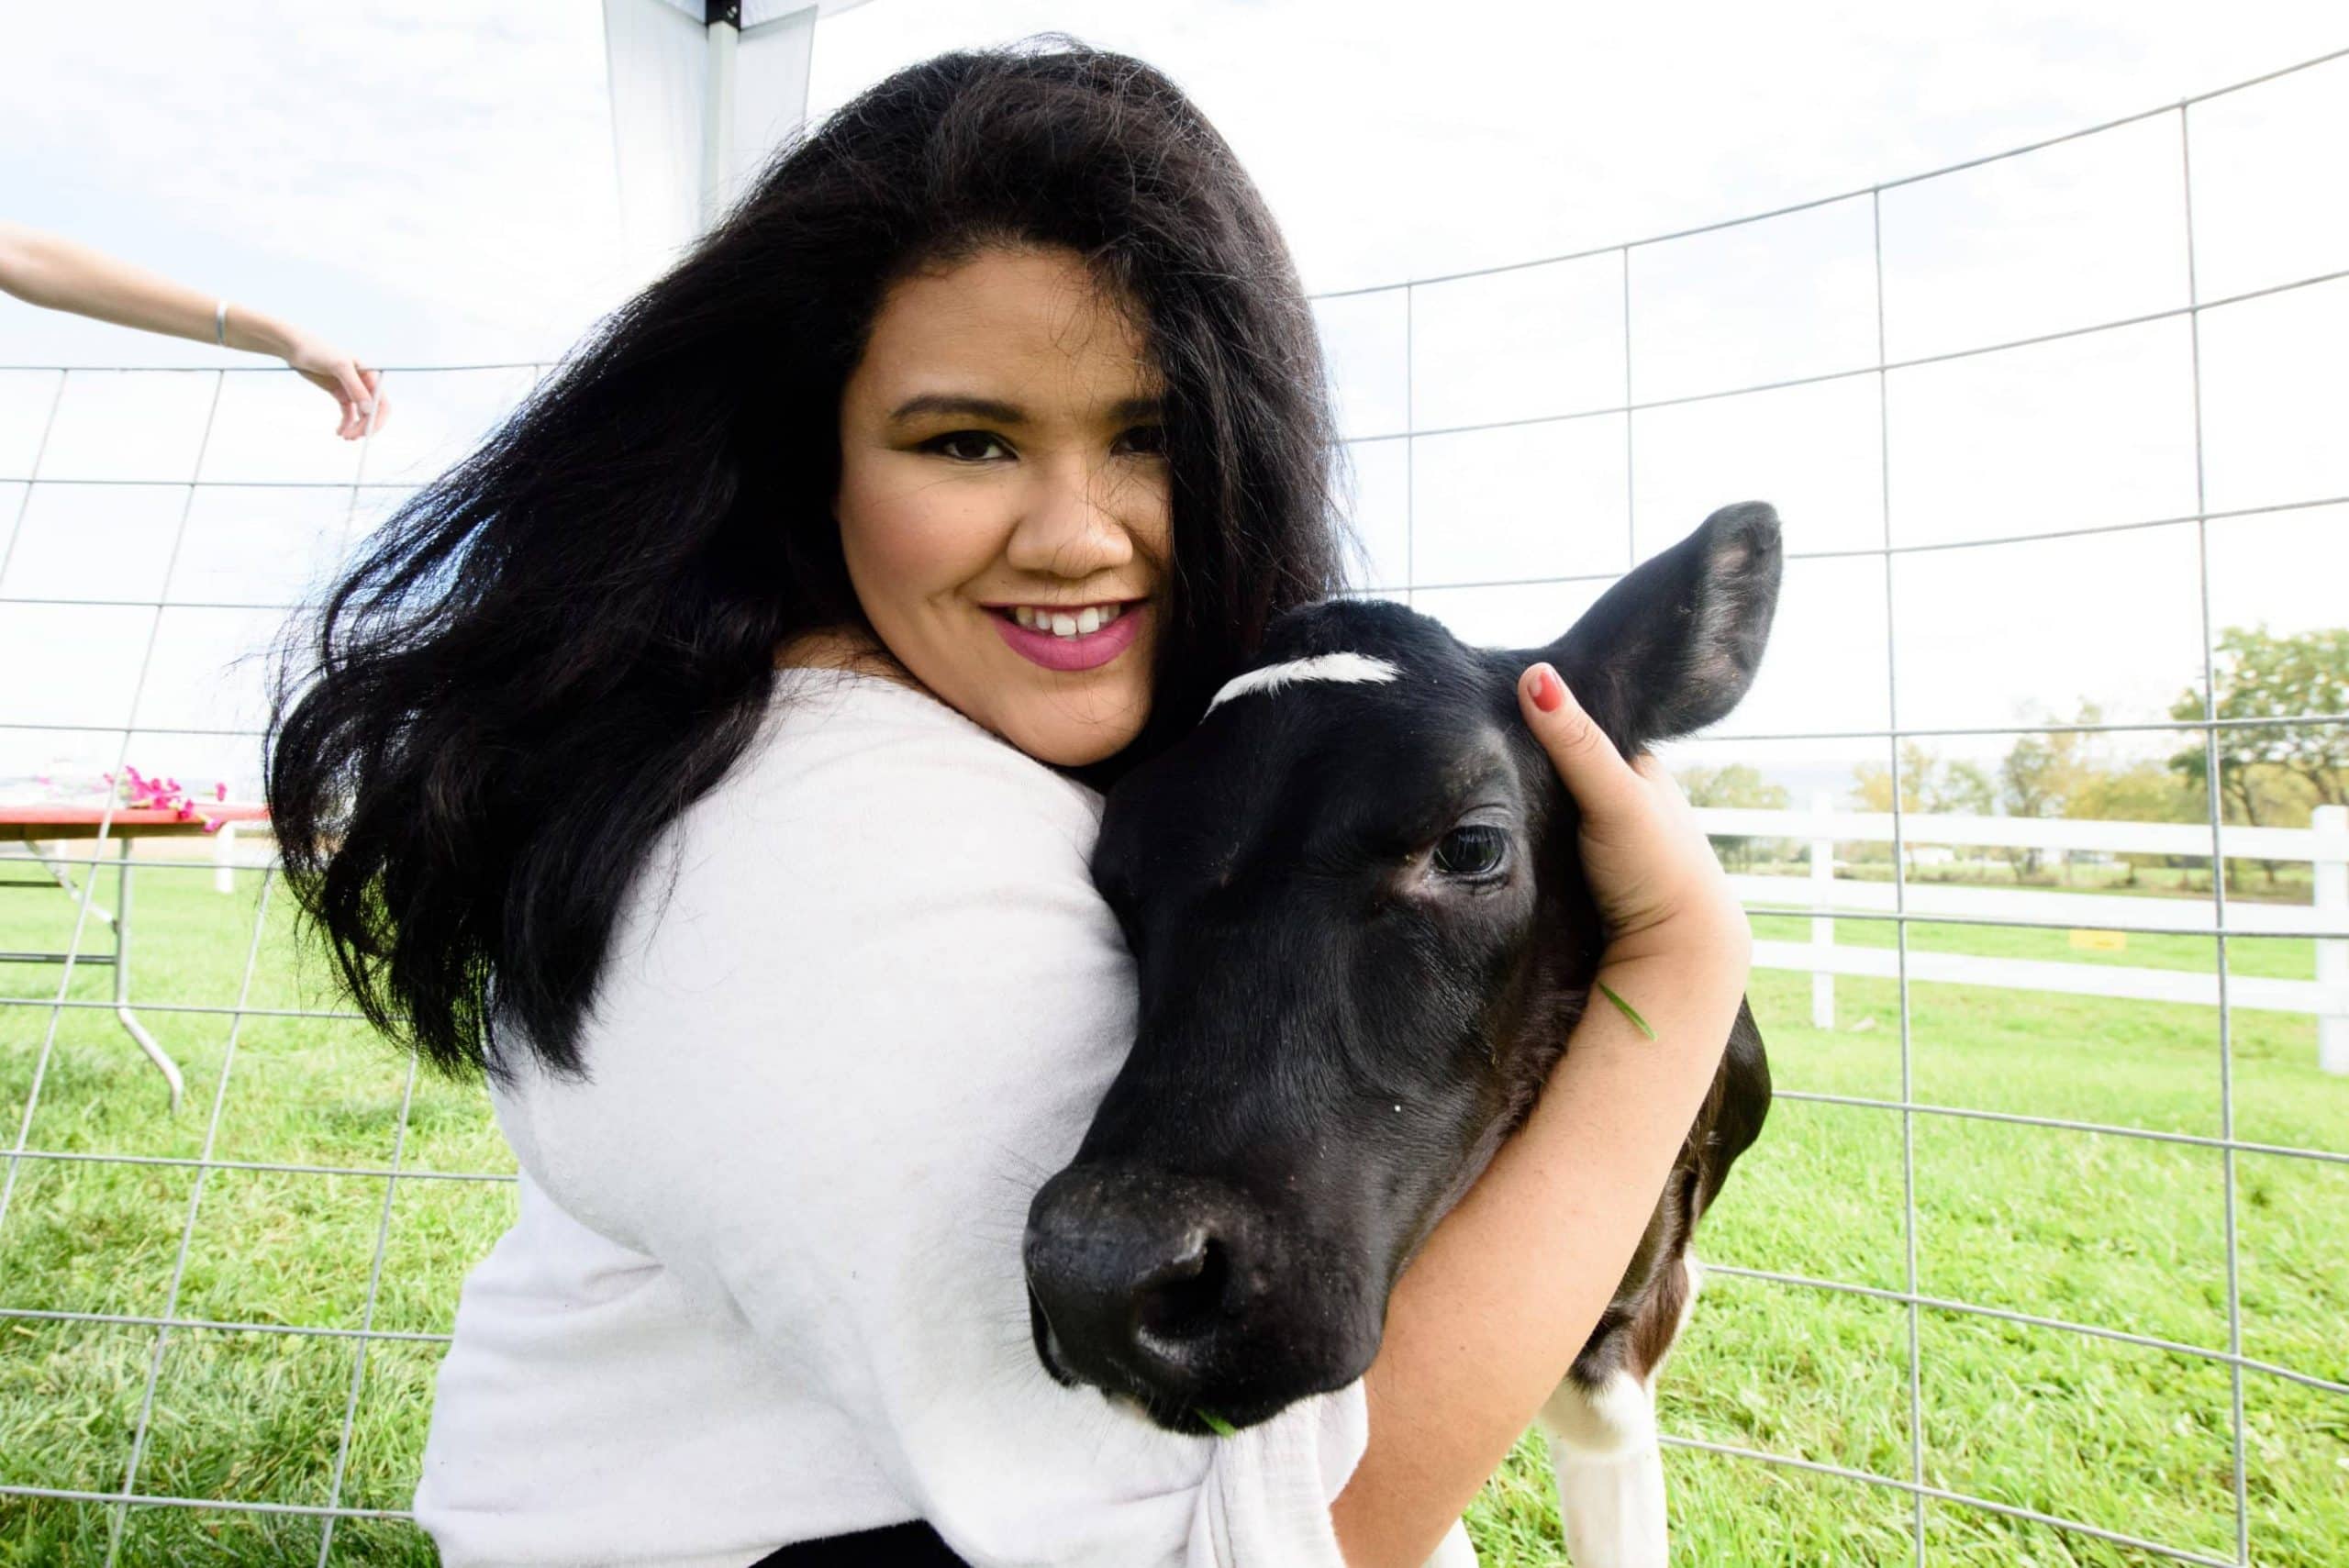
1518, 660, 1752, 974
280, 333, 389, 440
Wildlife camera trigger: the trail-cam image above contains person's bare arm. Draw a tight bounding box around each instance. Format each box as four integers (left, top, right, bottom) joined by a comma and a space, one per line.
1330, 660, 1752, 1568
0, 219, 388, 439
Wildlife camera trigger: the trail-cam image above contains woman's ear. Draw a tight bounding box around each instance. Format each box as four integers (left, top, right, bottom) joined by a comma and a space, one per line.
1504, 501, 1784, 756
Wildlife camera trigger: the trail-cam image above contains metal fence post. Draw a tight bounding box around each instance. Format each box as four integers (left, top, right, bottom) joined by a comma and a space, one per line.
2315, 803, 2348, 1076
1811, 790, 1835, 1029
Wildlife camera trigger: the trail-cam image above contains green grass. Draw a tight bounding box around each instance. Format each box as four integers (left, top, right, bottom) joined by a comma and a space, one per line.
3, 855, 2344, 1564
1, 859, 507, 1566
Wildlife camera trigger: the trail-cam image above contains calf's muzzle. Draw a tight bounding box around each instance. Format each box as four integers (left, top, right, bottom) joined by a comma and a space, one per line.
1023, 1162, 1369, 1430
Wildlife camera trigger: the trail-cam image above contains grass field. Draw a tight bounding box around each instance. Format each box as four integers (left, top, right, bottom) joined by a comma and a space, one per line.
2, 851, 2343, 1565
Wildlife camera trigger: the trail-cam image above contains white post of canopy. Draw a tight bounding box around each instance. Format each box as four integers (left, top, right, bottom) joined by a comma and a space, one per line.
702, 7, 740, 231
602, 0, 870, 289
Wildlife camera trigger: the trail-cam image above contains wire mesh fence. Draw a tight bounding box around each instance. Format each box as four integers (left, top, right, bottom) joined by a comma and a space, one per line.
3, 42, 2345, 1568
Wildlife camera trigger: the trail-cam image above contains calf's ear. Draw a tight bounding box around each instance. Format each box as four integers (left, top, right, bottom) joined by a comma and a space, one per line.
1517, 501, 1783, 753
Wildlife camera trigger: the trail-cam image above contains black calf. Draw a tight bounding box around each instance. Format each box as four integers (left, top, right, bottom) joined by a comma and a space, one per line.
1024, 502, 1783, 1562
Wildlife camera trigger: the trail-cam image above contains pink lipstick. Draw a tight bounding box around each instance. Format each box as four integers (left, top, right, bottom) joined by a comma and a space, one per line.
989, 602, 1145, 673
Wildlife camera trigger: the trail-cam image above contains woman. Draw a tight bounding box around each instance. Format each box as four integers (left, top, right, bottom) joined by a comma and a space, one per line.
0, 219, 388, 439
266, 40, 1748, 1568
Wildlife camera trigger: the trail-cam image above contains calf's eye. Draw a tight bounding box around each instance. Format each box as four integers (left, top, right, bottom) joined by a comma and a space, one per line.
1431, 824, 1508, 881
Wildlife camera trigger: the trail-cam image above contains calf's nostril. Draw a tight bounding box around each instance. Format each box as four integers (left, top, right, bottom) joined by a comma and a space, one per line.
1133, 1232, 1228, 1343
1024, 1169, 1271, 1399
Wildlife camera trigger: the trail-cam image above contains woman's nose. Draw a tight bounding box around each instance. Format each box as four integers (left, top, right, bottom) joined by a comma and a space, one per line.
1004, 459, 1139, 579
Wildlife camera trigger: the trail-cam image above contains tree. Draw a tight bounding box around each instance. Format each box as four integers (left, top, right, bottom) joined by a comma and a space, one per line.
1846, 744, 1998, 872
1996, 702, 2111, 878
1852, 741, 1996, 816
2171, 626, 2349, 885
1680, 762, 1791, 869
2072, 759, 2203, 885
2171, 625, 2349, 817
1938, 760, 1998, 816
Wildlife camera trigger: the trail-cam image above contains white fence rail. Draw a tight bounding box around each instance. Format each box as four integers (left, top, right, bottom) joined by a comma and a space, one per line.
1695, 800, 2349, 1073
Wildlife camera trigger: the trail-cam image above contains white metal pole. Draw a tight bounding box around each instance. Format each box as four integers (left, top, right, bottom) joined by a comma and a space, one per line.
1811, 790, 1835, 1030
2313, 803, 2347, 1075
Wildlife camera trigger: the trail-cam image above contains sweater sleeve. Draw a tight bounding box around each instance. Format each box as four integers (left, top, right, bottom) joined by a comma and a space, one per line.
499, 695, 1370, 1568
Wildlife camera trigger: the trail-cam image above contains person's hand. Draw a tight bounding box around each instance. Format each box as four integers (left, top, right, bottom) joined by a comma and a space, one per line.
280, 331, 389, 440
1516, 661, 1752, 974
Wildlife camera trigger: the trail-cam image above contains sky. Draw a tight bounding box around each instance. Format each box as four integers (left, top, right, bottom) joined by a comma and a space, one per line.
1, 0, 2344, 800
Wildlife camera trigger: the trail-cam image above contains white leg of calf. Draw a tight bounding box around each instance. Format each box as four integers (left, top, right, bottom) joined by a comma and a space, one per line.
1419, 1517, 1480, 1568
1536, 1370, 1667, 1568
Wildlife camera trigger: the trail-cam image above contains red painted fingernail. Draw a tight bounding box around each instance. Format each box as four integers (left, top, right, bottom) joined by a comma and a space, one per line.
1529, 664, 1564, 713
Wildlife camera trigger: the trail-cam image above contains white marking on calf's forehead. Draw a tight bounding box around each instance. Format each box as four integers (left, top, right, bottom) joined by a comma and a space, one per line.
1202, 651, 1401, 717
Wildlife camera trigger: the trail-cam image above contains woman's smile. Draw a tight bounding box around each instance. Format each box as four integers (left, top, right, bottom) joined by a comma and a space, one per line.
985, 598, 1146, 672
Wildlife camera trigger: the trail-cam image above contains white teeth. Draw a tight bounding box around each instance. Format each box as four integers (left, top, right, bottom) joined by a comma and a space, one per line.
1005, 602, 1128, 637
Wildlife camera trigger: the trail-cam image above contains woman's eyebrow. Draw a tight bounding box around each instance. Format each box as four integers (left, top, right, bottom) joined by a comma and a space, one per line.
885, 392, 1164, 424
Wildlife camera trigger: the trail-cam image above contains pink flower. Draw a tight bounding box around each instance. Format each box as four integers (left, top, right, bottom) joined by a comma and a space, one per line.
101, 763, 215, 818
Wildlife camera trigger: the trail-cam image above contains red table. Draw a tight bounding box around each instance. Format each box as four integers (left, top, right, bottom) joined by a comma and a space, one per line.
3, 804, 272, 1113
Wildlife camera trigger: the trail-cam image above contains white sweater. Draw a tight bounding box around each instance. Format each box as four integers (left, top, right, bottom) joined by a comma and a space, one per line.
413, 667, 1369, 1568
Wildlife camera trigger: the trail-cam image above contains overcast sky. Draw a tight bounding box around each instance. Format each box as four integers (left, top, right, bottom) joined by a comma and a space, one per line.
2, 1, 2343, 797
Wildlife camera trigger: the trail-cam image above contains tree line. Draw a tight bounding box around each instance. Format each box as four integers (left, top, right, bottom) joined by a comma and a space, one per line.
1679, 625, 2345, 884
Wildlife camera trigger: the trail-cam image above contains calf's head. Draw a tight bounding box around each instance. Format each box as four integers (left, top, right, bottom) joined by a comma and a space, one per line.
1022, 501, 1783, 1432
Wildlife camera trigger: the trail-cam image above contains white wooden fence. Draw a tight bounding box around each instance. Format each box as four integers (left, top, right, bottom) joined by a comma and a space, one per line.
1693, 800, 2349, 1075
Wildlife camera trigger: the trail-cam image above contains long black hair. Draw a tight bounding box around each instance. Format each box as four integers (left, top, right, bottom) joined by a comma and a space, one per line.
266, 39, 1351, 1085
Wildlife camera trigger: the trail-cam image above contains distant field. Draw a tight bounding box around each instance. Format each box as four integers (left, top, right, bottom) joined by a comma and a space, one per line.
2, 857, 2343, 1565
1735, 856, 2318, 905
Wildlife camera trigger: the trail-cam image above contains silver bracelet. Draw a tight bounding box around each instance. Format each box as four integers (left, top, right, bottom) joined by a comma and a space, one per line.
215, 299, 228, 347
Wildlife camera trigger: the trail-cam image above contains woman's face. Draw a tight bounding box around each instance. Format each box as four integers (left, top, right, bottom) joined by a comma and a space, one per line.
834, 244, 1172, 767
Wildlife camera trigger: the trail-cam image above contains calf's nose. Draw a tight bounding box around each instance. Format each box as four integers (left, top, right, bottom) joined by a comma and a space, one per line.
1023, 1165, 1258, 1395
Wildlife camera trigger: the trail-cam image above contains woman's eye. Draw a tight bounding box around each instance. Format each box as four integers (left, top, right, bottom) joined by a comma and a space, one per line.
1431, 824, 1508, 882
1116, 424, 1165, 457
926, 430, 1009, 462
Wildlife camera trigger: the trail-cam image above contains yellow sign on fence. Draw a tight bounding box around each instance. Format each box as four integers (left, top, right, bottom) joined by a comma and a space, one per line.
2068, 929, 2128, 952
